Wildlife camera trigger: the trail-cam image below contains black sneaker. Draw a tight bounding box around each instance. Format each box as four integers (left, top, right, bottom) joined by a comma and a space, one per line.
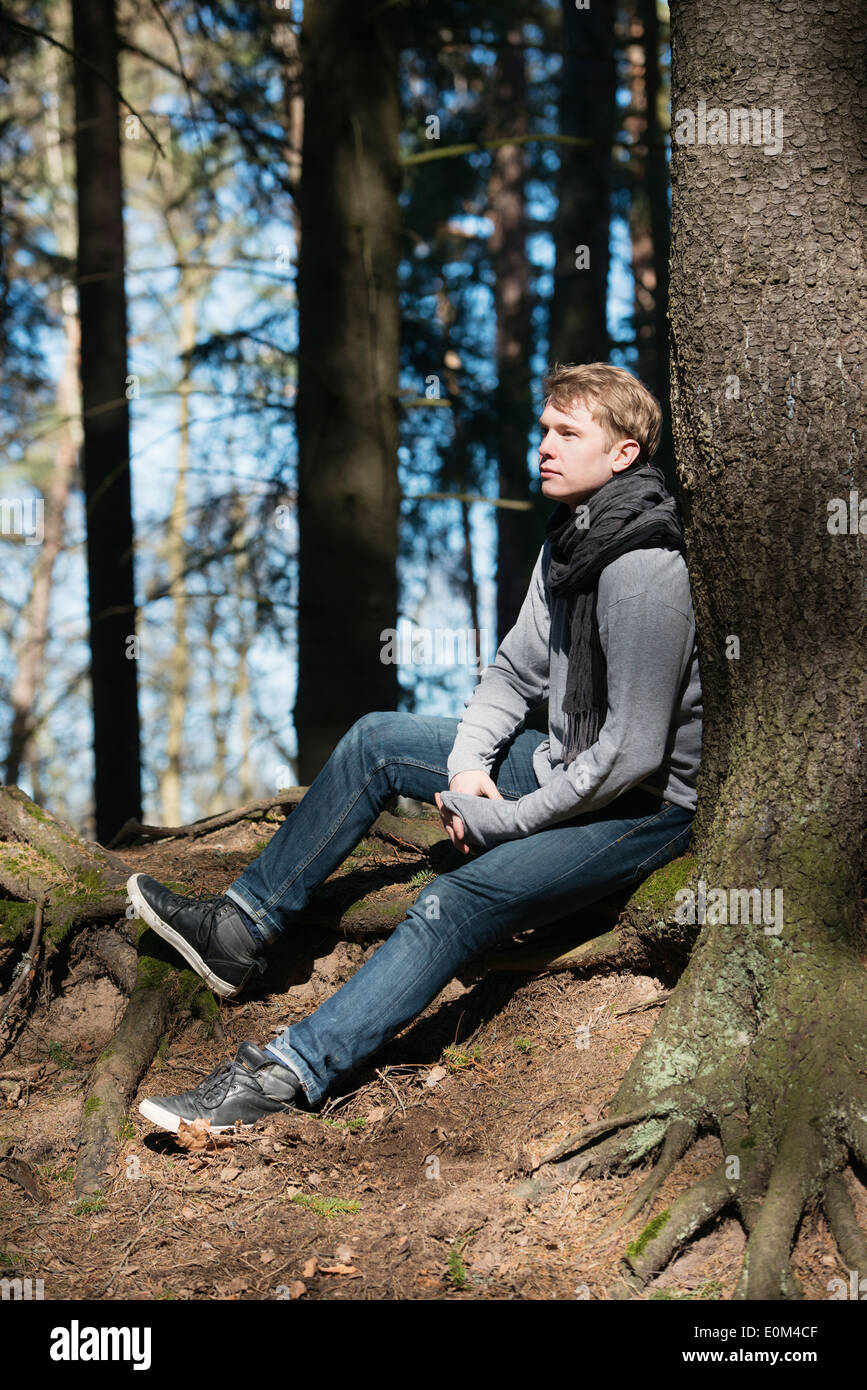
127, 873, 266, 999
138, 1042, 302, 1133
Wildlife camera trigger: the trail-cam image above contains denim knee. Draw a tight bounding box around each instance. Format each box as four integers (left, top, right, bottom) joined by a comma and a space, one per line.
347, 710, 414, 761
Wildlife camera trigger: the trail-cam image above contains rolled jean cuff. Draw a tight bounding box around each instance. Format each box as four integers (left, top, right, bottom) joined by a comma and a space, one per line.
265, 1036, 321, 1106
224, 885, 283, 945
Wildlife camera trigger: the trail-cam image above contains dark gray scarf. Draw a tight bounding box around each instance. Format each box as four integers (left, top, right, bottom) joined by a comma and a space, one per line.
544, 462, 685, 764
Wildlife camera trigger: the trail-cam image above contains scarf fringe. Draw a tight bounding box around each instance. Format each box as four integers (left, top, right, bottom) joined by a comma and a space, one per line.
561, 708, 602, 766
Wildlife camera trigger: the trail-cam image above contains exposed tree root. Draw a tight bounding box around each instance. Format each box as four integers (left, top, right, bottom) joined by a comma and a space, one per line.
0, 786, 129, 948
74, 934, 215, 1197
107, 789, 308, 848
0, 897, 45, 1055
625, 1161, 733, 1287
613, 1117, 697, 1231
74, 971, 175, 1196
823, 1172, 867, 1277
533, 1095, 682, 1170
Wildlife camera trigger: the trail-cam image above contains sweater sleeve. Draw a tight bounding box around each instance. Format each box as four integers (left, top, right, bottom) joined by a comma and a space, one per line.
439, 579, 694, 852
445, 543, 550, 781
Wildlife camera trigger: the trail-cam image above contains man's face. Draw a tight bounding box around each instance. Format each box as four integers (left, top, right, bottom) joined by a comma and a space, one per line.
537, 399, 640, 509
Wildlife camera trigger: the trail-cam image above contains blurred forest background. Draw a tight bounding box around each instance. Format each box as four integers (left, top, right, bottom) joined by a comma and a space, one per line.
0, 0, 673, 844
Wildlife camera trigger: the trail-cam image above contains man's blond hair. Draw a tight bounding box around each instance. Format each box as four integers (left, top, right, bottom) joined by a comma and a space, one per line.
542, 362, 662, 461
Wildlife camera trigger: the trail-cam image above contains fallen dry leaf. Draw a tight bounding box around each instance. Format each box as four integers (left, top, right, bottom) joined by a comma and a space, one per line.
180, 1205, 197, 1220
301, 1257, 318, 1279
260, 1250, 276, 1264
287, 1280, 306, 1299
318, 1264, 359, 1277
221, 1164, 241, 1182
334, 1243, 354, 1263
175, 1117, 235, 1152
365, 1106, 386, 1123
425, 1065, 447, 1088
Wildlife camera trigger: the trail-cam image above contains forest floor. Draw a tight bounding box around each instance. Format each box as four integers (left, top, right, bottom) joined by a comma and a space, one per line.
0, 815, 858, 1302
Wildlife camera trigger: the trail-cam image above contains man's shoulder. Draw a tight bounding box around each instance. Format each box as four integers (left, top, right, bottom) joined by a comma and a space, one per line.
597, 547, 695, 621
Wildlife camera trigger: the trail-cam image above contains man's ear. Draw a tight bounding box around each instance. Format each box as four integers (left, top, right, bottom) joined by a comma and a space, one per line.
611, 438, 642, 472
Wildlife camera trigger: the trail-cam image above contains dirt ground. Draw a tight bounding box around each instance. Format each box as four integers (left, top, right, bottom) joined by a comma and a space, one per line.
0, 815, 861, 1302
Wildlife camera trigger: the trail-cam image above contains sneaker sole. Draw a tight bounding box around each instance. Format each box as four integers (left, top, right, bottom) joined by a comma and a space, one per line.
127, 873, 243, 1000
138, 1098, 255, 1134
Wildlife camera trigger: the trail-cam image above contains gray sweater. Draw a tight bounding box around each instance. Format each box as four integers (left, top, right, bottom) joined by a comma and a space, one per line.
437, 541, 703, 852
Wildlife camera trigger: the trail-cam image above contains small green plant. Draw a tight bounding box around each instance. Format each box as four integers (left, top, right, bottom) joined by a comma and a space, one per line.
72, 1195, 106, 1216
289, 1193, 360, 1218
320, 1116, 366, 1132
83, 1096, 102, 1117
442, 1044, 481, 1070
54, 1164, 75, 1184
48, 1041, 74, 1070
447, 1229, 478, 1290
514, 1037, 533, 1054
408, 868, 436, 888
116, 1120, 135, 1142
152, 1286, 177, 1300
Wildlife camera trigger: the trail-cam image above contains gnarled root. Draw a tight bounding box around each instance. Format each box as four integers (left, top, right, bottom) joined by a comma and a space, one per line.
512, 857, 867, 1299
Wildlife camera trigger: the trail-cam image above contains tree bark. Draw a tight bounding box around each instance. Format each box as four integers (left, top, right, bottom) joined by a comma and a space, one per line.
160, 291, 196, 825
625, 0, 672, 476
72, 0, 142, 844
548, 0, 617, 368
489, 30, 539, 639
293, 0, 401, 781
5, 45, 80, 787
525, 0, 867, 1300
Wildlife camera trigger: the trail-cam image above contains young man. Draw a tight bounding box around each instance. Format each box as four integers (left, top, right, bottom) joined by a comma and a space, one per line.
128, 363, 702, 1134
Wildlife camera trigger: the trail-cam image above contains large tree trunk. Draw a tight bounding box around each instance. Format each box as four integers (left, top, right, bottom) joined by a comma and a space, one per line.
522, 0, 867, 1301
293, 0, 400, 782
72, 0, 142, 843
548, 0, 617, 368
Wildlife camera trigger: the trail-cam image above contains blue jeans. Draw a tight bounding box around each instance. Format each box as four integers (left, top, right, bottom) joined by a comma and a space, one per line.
226, 711, 694, 1105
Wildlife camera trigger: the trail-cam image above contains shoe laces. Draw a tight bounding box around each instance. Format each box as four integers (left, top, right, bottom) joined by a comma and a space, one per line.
196, 1058, 243, 1105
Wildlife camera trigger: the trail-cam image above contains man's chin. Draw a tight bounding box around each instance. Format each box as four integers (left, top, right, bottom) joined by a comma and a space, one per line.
541, 479, 588, 510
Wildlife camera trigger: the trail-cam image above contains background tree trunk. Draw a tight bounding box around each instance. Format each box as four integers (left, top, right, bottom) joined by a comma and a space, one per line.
293, 0, 401, 782
626, 0, 672, 474
160, 290, 196, 825
5, 45, 80, 788
72, 0, 142, 843
548, 0, 617, 368
489, 30, 537, 639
